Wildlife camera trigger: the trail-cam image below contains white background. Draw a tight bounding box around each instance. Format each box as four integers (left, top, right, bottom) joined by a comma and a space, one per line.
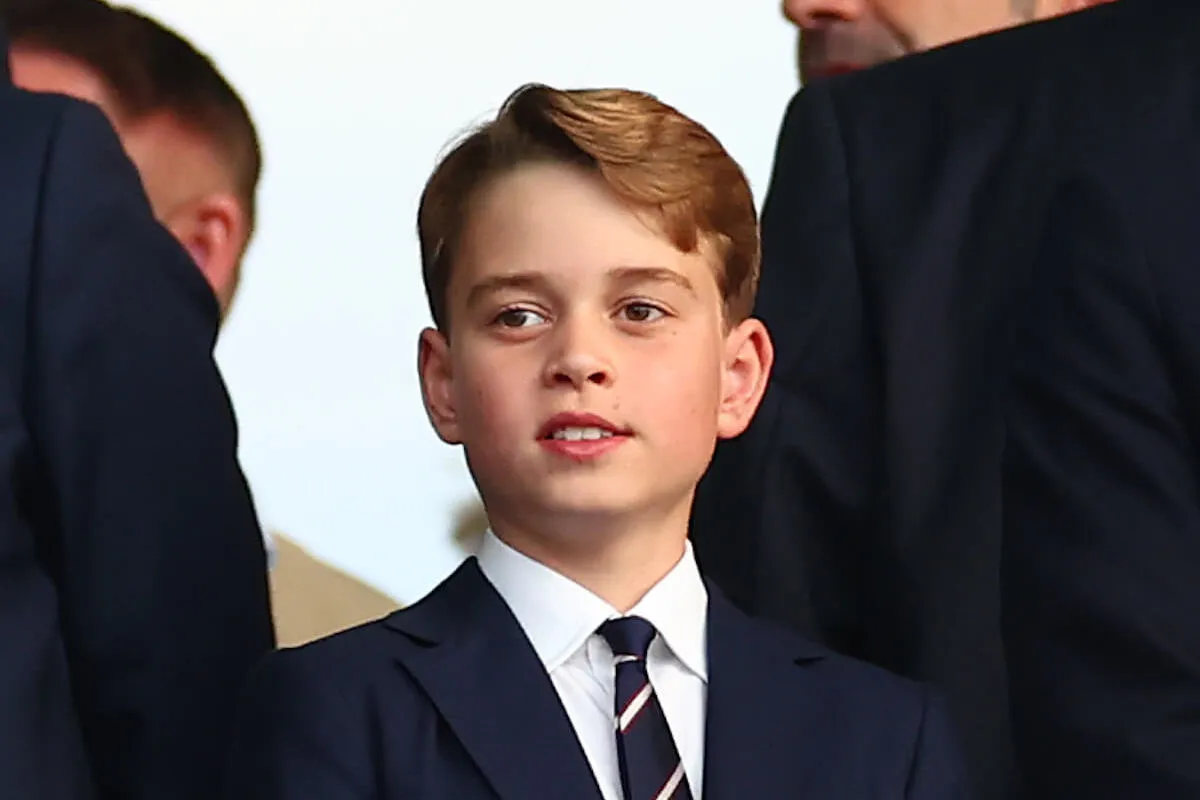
127, 0, 800, 603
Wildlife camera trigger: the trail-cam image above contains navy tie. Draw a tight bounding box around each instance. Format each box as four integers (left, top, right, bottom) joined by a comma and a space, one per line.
598, 617, 693, 800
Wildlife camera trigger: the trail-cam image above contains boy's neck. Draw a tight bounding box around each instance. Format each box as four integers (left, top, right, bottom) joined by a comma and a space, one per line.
487, 505, 692, 613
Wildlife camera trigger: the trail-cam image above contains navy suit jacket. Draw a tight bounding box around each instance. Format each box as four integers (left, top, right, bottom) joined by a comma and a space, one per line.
225, 558, 967, 799
1002, 9, 1200, 794
690, 1, 1194, 796
0, 28, 274, 799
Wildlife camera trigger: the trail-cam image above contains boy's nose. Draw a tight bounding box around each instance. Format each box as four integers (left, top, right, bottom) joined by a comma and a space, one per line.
544, 331, 615, 390
784, 0, 865, 27
545, 354, 613, 389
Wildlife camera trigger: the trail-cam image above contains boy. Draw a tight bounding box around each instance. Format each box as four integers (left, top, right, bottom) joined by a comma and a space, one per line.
223, 83, 967, 799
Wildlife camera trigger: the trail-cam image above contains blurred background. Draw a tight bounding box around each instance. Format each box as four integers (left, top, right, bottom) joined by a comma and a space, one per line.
114, 0, 798, 603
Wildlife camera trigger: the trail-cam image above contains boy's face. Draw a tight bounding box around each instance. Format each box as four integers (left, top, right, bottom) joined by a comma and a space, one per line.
419, 162, 772, 531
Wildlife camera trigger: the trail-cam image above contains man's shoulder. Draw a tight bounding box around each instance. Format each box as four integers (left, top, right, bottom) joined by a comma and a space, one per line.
0, 86, 145, 223
824, 0, 1175, 122
0, 85, 112, 152
0, 89, 120, 306
0, 88, 77, 194
0, 82, 66, 120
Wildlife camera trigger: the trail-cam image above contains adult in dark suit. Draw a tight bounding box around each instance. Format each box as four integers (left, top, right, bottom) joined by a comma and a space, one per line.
1003, 17, 1200, 797
0, 23, 273, 800
7, 0, 402, 650
224, 559, 964, 799
690, 1, 1185, 797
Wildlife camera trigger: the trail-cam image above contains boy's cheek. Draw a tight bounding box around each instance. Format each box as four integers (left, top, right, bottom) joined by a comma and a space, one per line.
458, 381, 530, 441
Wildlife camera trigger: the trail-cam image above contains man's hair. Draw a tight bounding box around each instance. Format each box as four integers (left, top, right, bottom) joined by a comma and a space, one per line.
5, 0, 262, 233
418, 83, 760, 331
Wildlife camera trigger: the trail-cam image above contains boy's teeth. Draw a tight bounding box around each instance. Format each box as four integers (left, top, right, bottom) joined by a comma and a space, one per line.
551, 426, 614, 441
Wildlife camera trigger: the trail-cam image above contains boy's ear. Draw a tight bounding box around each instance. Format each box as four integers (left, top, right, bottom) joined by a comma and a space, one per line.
716, 317, 773, 440
418, 327, 462, 444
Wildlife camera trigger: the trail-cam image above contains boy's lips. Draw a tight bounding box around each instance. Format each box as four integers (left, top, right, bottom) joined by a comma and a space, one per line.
537, 412, 631, 440
537, 411, 632, 462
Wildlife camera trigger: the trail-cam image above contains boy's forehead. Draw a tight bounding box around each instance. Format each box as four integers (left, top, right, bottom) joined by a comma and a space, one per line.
452, 162, 716, 293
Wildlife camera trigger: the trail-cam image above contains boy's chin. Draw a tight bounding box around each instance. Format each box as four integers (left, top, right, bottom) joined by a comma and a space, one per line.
537, 496, 640, 521
532, 488, 690, 528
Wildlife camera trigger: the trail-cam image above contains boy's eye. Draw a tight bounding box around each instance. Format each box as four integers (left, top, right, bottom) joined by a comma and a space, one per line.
494, 308, 547, 328
620, 302, 665, 323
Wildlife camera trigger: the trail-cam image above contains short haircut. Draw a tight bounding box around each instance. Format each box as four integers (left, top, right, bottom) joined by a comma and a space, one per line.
418, 83, 760, 331
5, 0, 262, 233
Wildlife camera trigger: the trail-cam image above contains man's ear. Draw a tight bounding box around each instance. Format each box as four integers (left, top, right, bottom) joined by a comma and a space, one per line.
165, 192, 247, 315
418, 327, 462, 444
716, 317, 773, 440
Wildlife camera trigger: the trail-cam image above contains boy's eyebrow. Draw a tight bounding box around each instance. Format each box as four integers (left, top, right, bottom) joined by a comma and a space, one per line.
464, 266, 696, 309
465, 273, 551, 309
608, 266, 695, 295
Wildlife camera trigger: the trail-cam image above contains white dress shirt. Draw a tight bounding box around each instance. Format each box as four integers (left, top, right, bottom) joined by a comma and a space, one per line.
477, 530, 708, 800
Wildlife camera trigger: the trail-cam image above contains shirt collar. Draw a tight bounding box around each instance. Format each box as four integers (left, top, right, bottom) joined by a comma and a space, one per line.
476, 530, 708, 681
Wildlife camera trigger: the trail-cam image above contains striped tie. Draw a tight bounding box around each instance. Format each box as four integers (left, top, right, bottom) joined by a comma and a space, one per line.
598, 617, 693, 800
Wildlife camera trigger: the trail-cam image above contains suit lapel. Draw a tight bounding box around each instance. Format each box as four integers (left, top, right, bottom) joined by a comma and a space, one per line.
702, 586, 829, 799
385, 560, 603, 800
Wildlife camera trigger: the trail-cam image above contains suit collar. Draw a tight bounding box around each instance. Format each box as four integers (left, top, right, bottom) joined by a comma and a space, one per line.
702, 586, 830, 798
384, 559, 605, 800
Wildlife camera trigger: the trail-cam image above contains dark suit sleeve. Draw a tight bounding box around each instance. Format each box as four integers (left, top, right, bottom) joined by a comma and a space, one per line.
905, 690, 970, 800
24, 100, 275, 799
1003, 176, 1200, 796
224, 651, 373, 799
691, 82, 877, 645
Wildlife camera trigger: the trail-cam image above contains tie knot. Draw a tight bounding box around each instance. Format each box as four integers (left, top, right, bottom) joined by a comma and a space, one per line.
598, 616, 657, 661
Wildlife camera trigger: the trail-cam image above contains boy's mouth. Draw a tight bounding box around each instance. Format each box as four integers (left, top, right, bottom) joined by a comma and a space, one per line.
537, 412, 631, 441
549, 427, 614, 441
